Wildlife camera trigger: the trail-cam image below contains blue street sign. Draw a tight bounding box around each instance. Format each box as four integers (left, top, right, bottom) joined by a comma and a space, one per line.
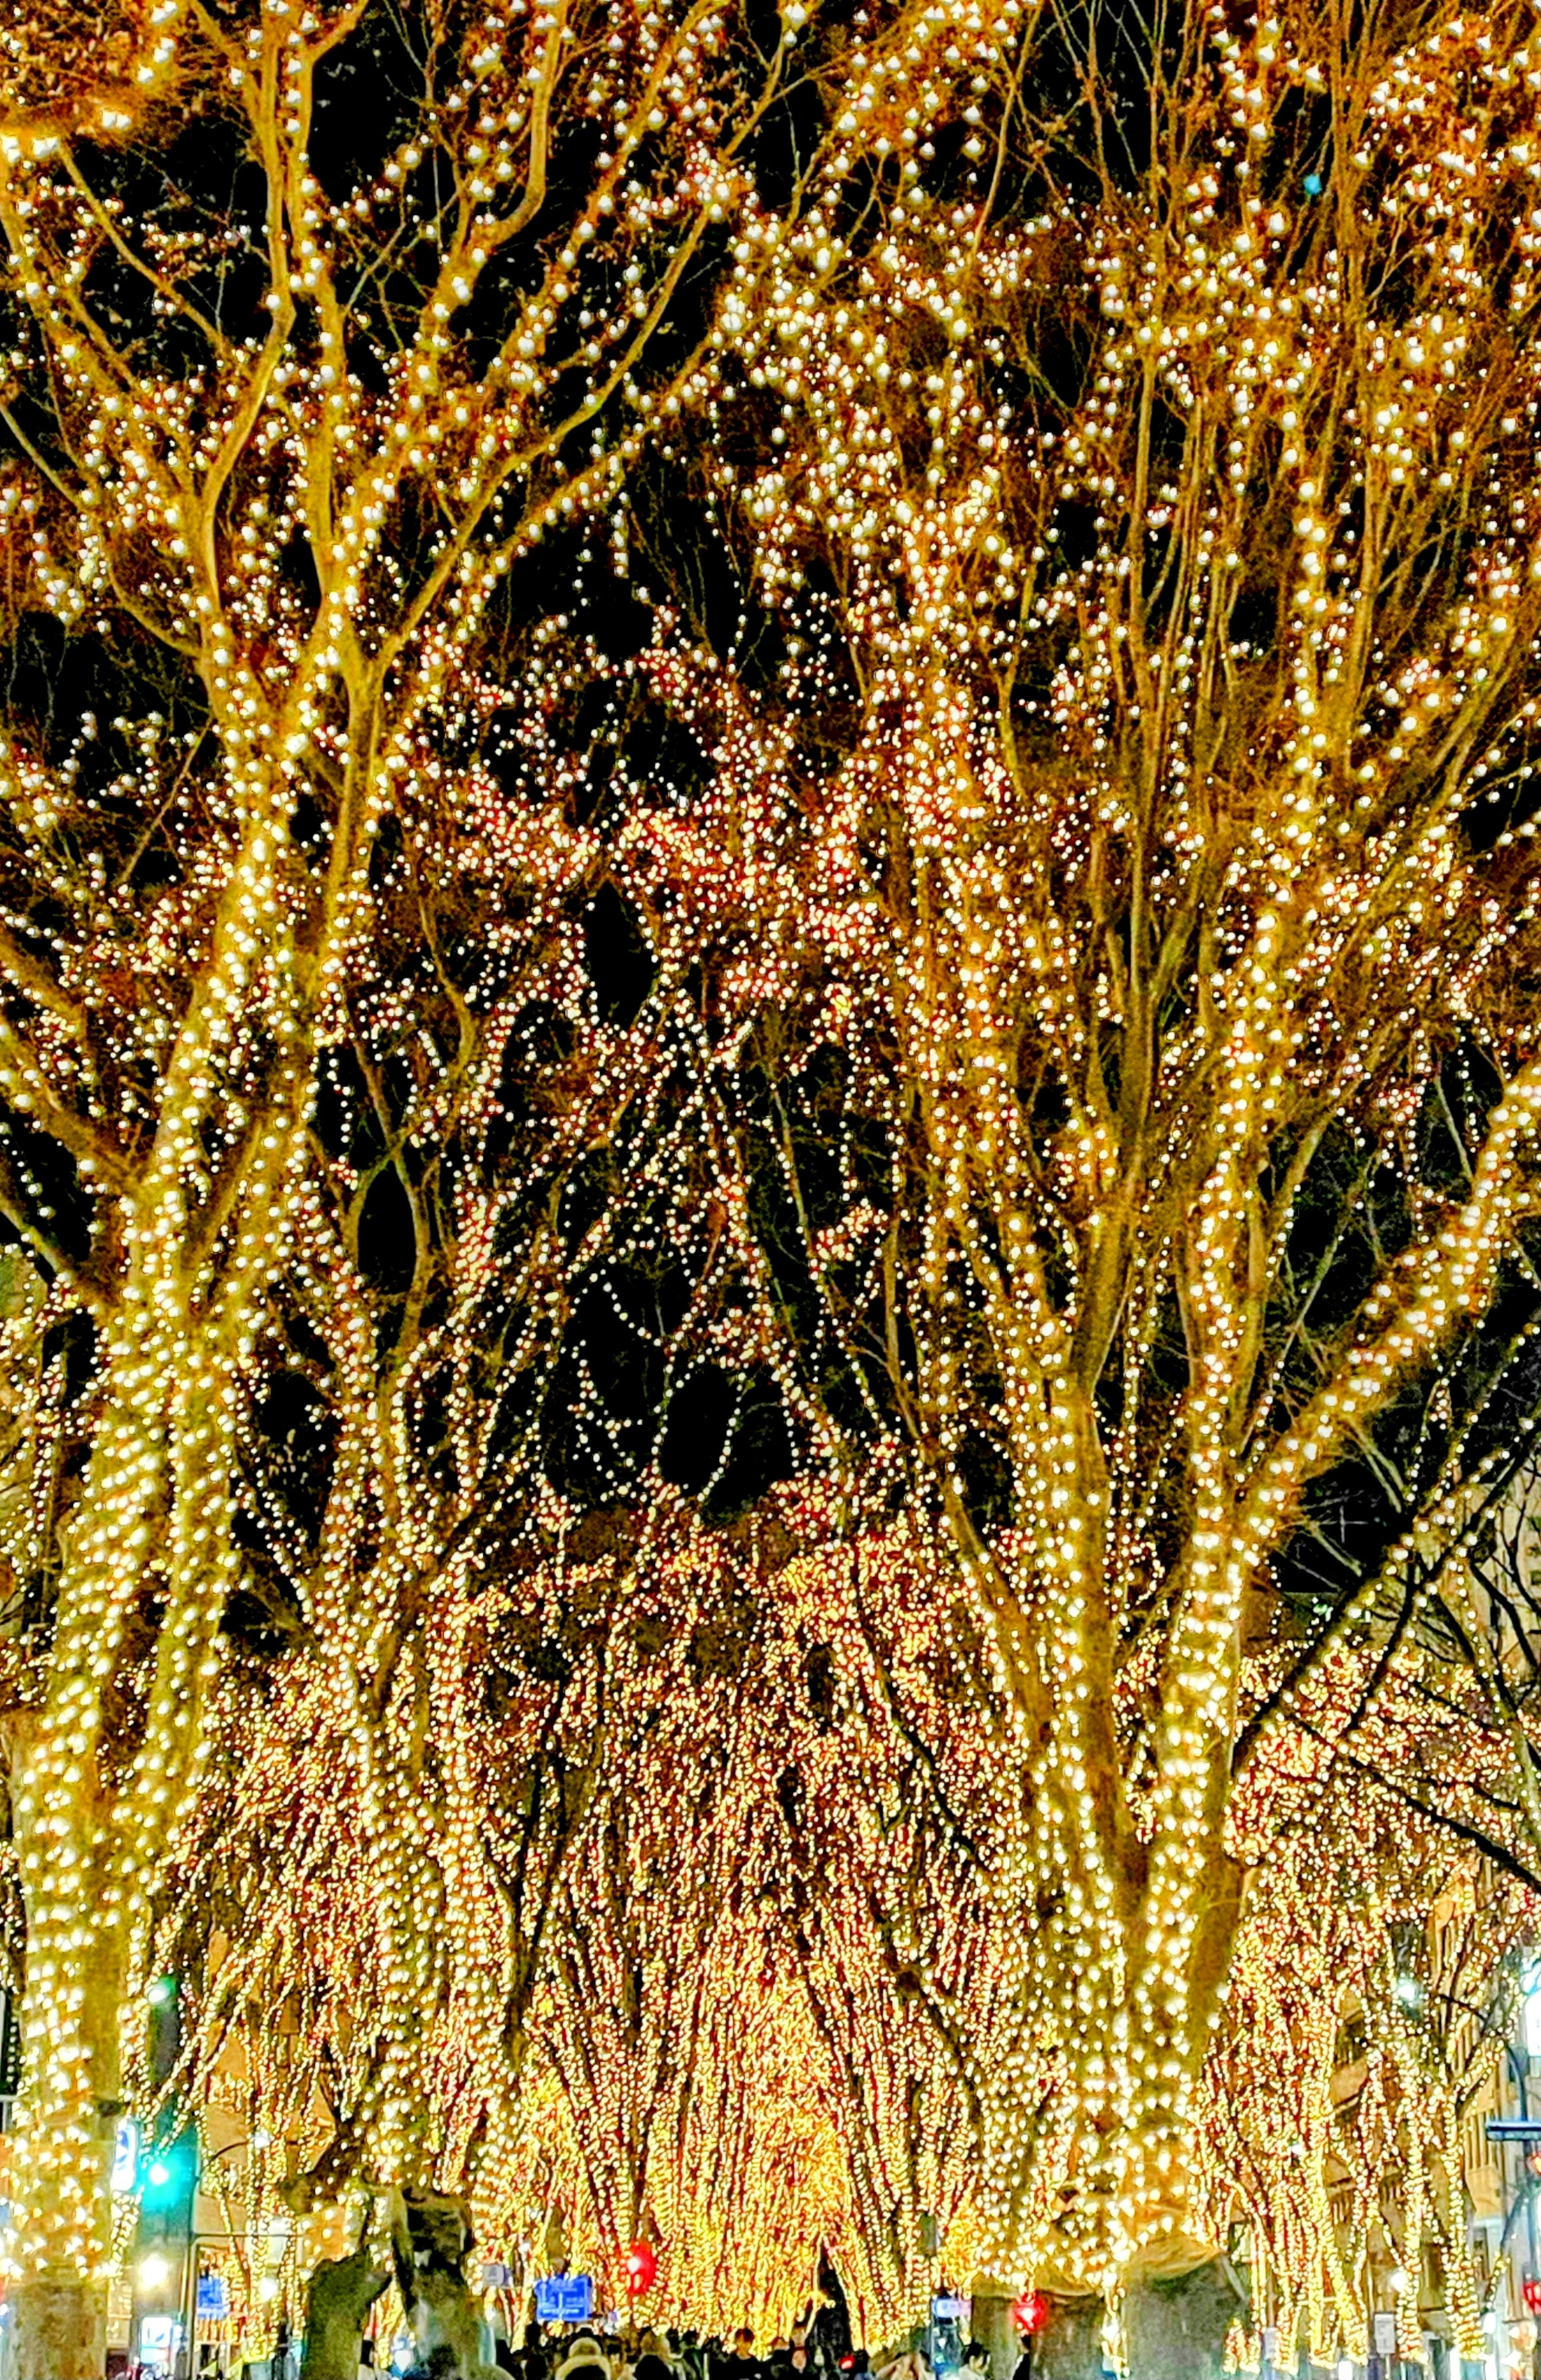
535, 2276, 595, 2323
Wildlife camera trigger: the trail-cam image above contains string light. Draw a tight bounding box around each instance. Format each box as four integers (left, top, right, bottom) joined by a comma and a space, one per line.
0, 0, 1539, 2351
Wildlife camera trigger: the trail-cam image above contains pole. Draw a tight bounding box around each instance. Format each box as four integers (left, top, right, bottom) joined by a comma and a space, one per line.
182, 2234, 197, 2380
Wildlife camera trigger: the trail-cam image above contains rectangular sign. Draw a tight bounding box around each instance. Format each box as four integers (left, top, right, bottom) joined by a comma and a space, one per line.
535, 2276, 594, 2324
931, 2299, 969, 2321
1373, 2313, 1397, 2354
138, 2317, 183, 2378
197, 2275, 230, 2322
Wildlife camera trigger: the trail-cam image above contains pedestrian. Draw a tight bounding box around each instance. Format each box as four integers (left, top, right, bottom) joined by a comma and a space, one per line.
809, 2255, 852, 2373
555, 2338, 612, 2380
720, 2329, 759, 2380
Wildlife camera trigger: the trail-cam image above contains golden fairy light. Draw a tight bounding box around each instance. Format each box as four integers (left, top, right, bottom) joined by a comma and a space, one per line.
2, 0, 1541, 2366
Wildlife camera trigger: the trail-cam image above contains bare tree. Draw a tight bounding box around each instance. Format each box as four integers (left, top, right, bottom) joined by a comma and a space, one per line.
0, 0, 817, 2353
545, 0, 1541, 2353
10, 0, 1541, 2364
1204, 1764, 1530, 2374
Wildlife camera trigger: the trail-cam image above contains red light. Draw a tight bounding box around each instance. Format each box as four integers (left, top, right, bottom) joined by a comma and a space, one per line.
1011, 2293, 1047, 2335
624, 2242, 657, 2299
1524, 2277, 1541, 2315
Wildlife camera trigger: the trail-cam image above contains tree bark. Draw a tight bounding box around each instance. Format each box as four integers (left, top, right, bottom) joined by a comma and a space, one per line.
390, 2189, 486, 2379
303, 2245, 390, 2380
1122, 2257, 1244, 2380
7, 1703, 129, 2347
1030, 2296, 1105, 2380
966, 2281, 1019, 2380
9, 2276, 108, 2380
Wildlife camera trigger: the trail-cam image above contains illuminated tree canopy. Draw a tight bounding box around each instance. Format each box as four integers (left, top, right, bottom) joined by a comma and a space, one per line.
4, 0, 1541, 2373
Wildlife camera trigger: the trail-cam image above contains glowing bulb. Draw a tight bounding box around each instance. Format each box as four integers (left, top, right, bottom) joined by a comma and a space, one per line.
139, 2255, 171, 2289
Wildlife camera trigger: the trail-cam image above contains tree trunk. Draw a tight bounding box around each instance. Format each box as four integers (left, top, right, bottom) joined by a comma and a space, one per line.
390, 2189, 486, 2379
8, 1361, 236, 2321
1027, 2295, 1105, 2380
303, 2246, 390, 2380
9, 2276, 108, 2380
1123, 2257, 1244, 2380
7, 919, 310, 2301
966, 2280, 1019, 2380
8, 1711, 129, 2353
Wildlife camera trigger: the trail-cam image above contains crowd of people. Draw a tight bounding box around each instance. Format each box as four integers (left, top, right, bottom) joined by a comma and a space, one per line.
495, 2287, 1006, 2380
360, 2252, 1031, 2380
520, 2317, 864, 2380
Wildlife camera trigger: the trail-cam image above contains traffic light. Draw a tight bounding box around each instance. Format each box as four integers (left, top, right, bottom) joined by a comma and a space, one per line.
134, 2123, 196, 2318
624, 2241, 657, 2299
138, 2125, 197, 2233
1009, 2294, 1047, 2373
